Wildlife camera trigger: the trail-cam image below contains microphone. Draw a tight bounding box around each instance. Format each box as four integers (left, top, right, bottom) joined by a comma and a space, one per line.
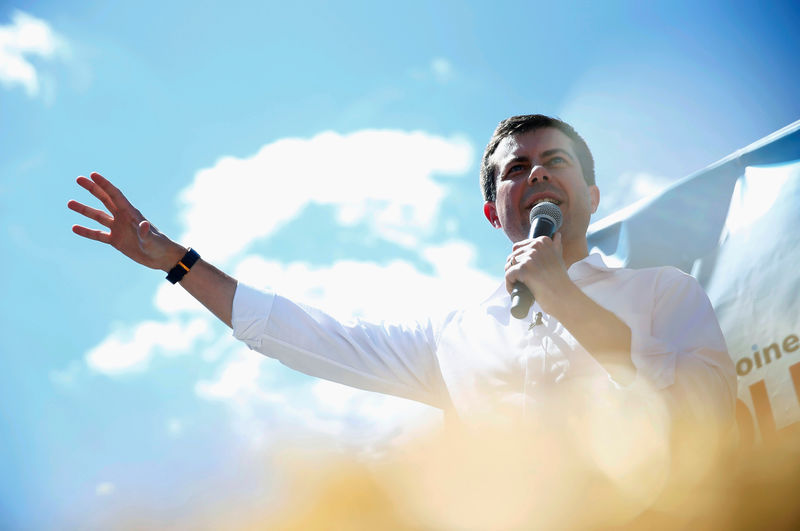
510, 201, 563, 319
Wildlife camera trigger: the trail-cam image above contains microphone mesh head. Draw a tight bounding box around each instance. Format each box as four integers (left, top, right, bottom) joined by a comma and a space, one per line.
529, 201, 563, 230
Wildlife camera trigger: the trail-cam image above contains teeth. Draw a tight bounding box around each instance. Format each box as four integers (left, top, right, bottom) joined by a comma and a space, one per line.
531, 198, 561, 206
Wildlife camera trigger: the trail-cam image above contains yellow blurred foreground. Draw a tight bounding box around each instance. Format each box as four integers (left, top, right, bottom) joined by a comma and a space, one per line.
241, 425, 798, 530
93, 371, 800, 530
98, 408, 800, 530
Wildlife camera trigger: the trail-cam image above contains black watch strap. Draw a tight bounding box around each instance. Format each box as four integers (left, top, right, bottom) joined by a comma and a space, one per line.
166, 248, 200, 284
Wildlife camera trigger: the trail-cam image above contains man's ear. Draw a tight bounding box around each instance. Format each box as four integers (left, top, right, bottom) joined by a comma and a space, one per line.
483, 202, 501, 228
589, 185, 600, 214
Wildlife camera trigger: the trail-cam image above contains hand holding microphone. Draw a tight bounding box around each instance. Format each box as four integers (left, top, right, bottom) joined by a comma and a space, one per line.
509, 201, 563, 319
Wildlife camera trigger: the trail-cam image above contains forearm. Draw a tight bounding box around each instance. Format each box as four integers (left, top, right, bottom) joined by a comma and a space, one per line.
549, 283, 634, 383
159, 241, 237, 328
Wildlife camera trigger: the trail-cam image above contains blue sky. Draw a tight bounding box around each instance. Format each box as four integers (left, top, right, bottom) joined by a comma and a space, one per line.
2, 0, 799, 527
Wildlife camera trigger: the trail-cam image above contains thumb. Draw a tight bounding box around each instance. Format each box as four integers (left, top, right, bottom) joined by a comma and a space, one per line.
138, 220, 150, 240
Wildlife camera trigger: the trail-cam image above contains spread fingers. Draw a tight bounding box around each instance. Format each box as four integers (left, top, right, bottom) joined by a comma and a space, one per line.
90, 172, 132, 209
67, 200, 114, 227
76, 175, 117, 213
71, 224, 111, 244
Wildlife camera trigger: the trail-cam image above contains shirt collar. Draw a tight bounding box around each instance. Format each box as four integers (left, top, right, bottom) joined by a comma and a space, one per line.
484, 252, 616, 306
567, 252, 616, 281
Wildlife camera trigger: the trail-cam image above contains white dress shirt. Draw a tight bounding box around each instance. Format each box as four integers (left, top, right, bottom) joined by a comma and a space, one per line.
231, 253, 735, 427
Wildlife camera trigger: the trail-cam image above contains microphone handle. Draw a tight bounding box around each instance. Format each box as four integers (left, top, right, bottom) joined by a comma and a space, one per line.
510, 284, 533, 319
509, 216, 557, 319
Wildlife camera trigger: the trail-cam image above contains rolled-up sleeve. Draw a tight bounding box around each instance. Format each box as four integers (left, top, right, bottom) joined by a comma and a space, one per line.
231, 282, 448, 408
629, 268, 736, 425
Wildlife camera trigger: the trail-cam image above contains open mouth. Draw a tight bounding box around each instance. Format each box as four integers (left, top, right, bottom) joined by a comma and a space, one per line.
531, 198, 561, 206
527, 197, 562, 209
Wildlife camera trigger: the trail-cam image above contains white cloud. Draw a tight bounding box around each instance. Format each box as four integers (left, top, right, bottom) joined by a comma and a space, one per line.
195, 351, 439, 452
234, 241, 498, 323
195, 351, 344, 448
195, 351, 268, 400
83, 127, 485, 451
86, 318, 211, 375
178, 130, 473, 263
311, 379, 438, 441
0, 11, 64, 97
154, 281, 208, 314
86, 128, 486, 378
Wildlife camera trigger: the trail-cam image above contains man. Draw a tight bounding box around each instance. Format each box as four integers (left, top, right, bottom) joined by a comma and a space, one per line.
68, 114, 735, 429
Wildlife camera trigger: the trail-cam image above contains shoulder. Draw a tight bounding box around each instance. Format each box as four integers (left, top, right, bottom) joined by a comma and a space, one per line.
622, 266, 714, 319
579, 254, 693, 287
611, 264, 698, 289
596, 265, 712, 315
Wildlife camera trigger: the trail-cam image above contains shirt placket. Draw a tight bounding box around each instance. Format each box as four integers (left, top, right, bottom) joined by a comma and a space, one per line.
517, 308, 554, 419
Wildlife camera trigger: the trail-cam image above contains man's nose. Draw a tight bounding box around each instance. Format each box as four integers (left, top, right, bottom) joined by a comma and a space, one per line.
527, 165, 550, 185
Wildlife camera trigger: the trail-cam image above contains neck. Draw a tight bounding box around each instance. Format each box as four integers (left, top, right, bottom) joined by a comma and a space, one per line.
562, 240, 590, 269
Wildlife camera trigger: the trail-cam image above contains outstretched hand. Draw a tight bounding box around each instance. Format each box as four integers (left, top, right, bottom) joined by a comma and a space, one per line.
68, 172, 183, 271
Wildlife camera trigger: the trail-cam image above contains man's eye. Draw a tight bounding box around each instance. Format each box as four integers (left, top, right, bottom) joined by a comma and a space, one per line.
507, 164, 525, 174
547, 156, 567, 166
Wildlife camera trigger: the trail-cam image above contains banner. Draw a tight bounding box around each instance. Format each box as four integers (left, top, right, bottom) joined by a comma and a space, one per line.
588, 120, 800, 446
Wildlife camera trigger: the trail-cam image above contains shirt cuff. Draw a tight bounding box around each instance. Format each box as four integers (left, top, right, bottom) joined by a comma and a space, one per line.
231, 282, 277, 349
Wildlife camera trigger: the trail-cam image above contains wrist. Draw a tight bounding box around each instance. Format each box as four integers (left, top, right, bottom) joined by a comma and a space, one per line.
160, 242, 189, 273
542, 279, 584, 321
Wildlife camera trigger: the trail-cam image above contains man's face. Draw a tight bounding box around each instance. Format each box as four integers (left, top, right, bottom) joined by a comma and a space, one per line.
483, 127, 599, 246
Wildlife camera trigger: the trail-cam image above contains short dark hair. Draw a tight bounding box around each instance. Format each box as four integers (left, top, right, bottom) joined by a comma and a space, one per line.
480, 114, 595, 202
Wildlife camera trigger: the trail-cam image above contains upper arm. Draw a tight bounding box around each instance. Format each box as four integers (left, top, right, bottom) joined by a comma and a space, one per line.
232, 283, 447, 407
629, 269, 736, 425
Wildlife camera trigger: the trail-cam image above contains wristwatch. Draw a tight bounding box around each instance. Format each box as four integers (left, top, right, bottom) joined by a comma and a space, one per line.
166, 248, 200, 284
